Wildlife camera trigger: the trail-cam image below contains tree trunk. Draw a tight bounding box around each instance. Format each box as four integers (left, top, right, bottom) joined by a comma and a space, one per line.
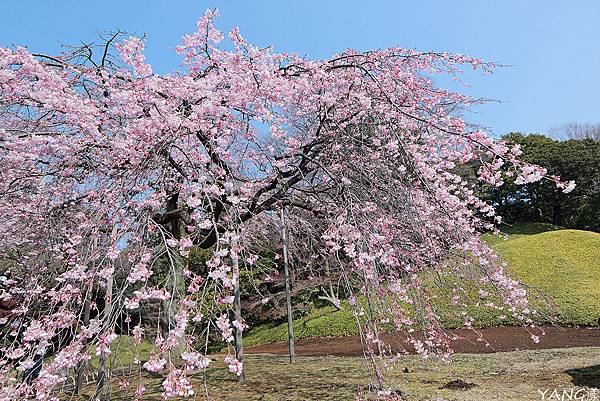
318, 260, 341, 310
280, 207, 295, 363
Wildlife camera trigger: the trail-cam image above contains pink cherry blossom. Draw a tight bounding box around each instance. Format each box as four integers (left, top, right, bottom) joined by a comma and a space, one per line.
0, 8, 570, 398
143, 355, 167, 373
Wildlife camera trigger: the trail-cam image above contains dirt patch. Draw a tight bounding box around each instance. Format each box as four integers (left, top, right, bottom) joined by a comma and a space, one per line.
440, 379, 477, 390
246, 326, 600, 356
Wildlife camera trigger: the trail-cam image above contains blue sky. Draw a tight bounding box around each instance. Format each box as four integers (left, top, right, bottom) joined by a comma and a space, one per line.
1, 1, 598, 137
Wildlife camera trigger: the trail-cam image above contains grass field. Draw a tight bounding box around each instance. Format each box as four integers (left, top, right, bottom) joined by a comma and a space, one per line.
244, 223, 600, 346
496, 228, 600, 326
73, 347, 600, 401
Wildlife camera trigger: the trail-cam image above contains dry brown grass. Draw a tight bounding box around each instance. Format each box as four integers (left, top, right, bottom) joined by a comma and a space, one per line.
70, 347, 600, 400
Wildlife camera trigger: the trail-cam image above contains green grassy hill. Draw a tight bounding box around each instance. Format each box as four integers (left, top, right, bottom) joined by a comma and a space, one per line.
244, 223, 600, 346
496, 227, 600, 326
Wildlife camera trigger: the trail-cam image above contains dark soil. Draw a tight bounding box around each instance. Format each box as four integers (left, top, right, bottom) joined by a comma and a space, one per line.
440, 379, 477, 390
246, 326, 600, 356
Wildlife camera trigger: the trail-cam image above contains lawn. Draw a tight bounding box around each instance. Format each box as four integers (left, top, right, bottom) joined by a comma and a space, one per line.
495, 228, 600, 326
71, 347, 600, 401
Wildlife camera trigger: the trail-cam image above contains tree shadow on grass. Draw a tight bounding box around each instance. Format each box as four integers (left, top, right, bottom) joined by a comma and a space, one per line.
565, 365, 600, 388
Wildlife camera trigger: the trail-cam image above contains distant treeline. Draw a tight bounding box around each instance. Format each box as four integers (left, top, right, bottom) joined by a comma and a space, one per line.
460, 133, 600, 232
